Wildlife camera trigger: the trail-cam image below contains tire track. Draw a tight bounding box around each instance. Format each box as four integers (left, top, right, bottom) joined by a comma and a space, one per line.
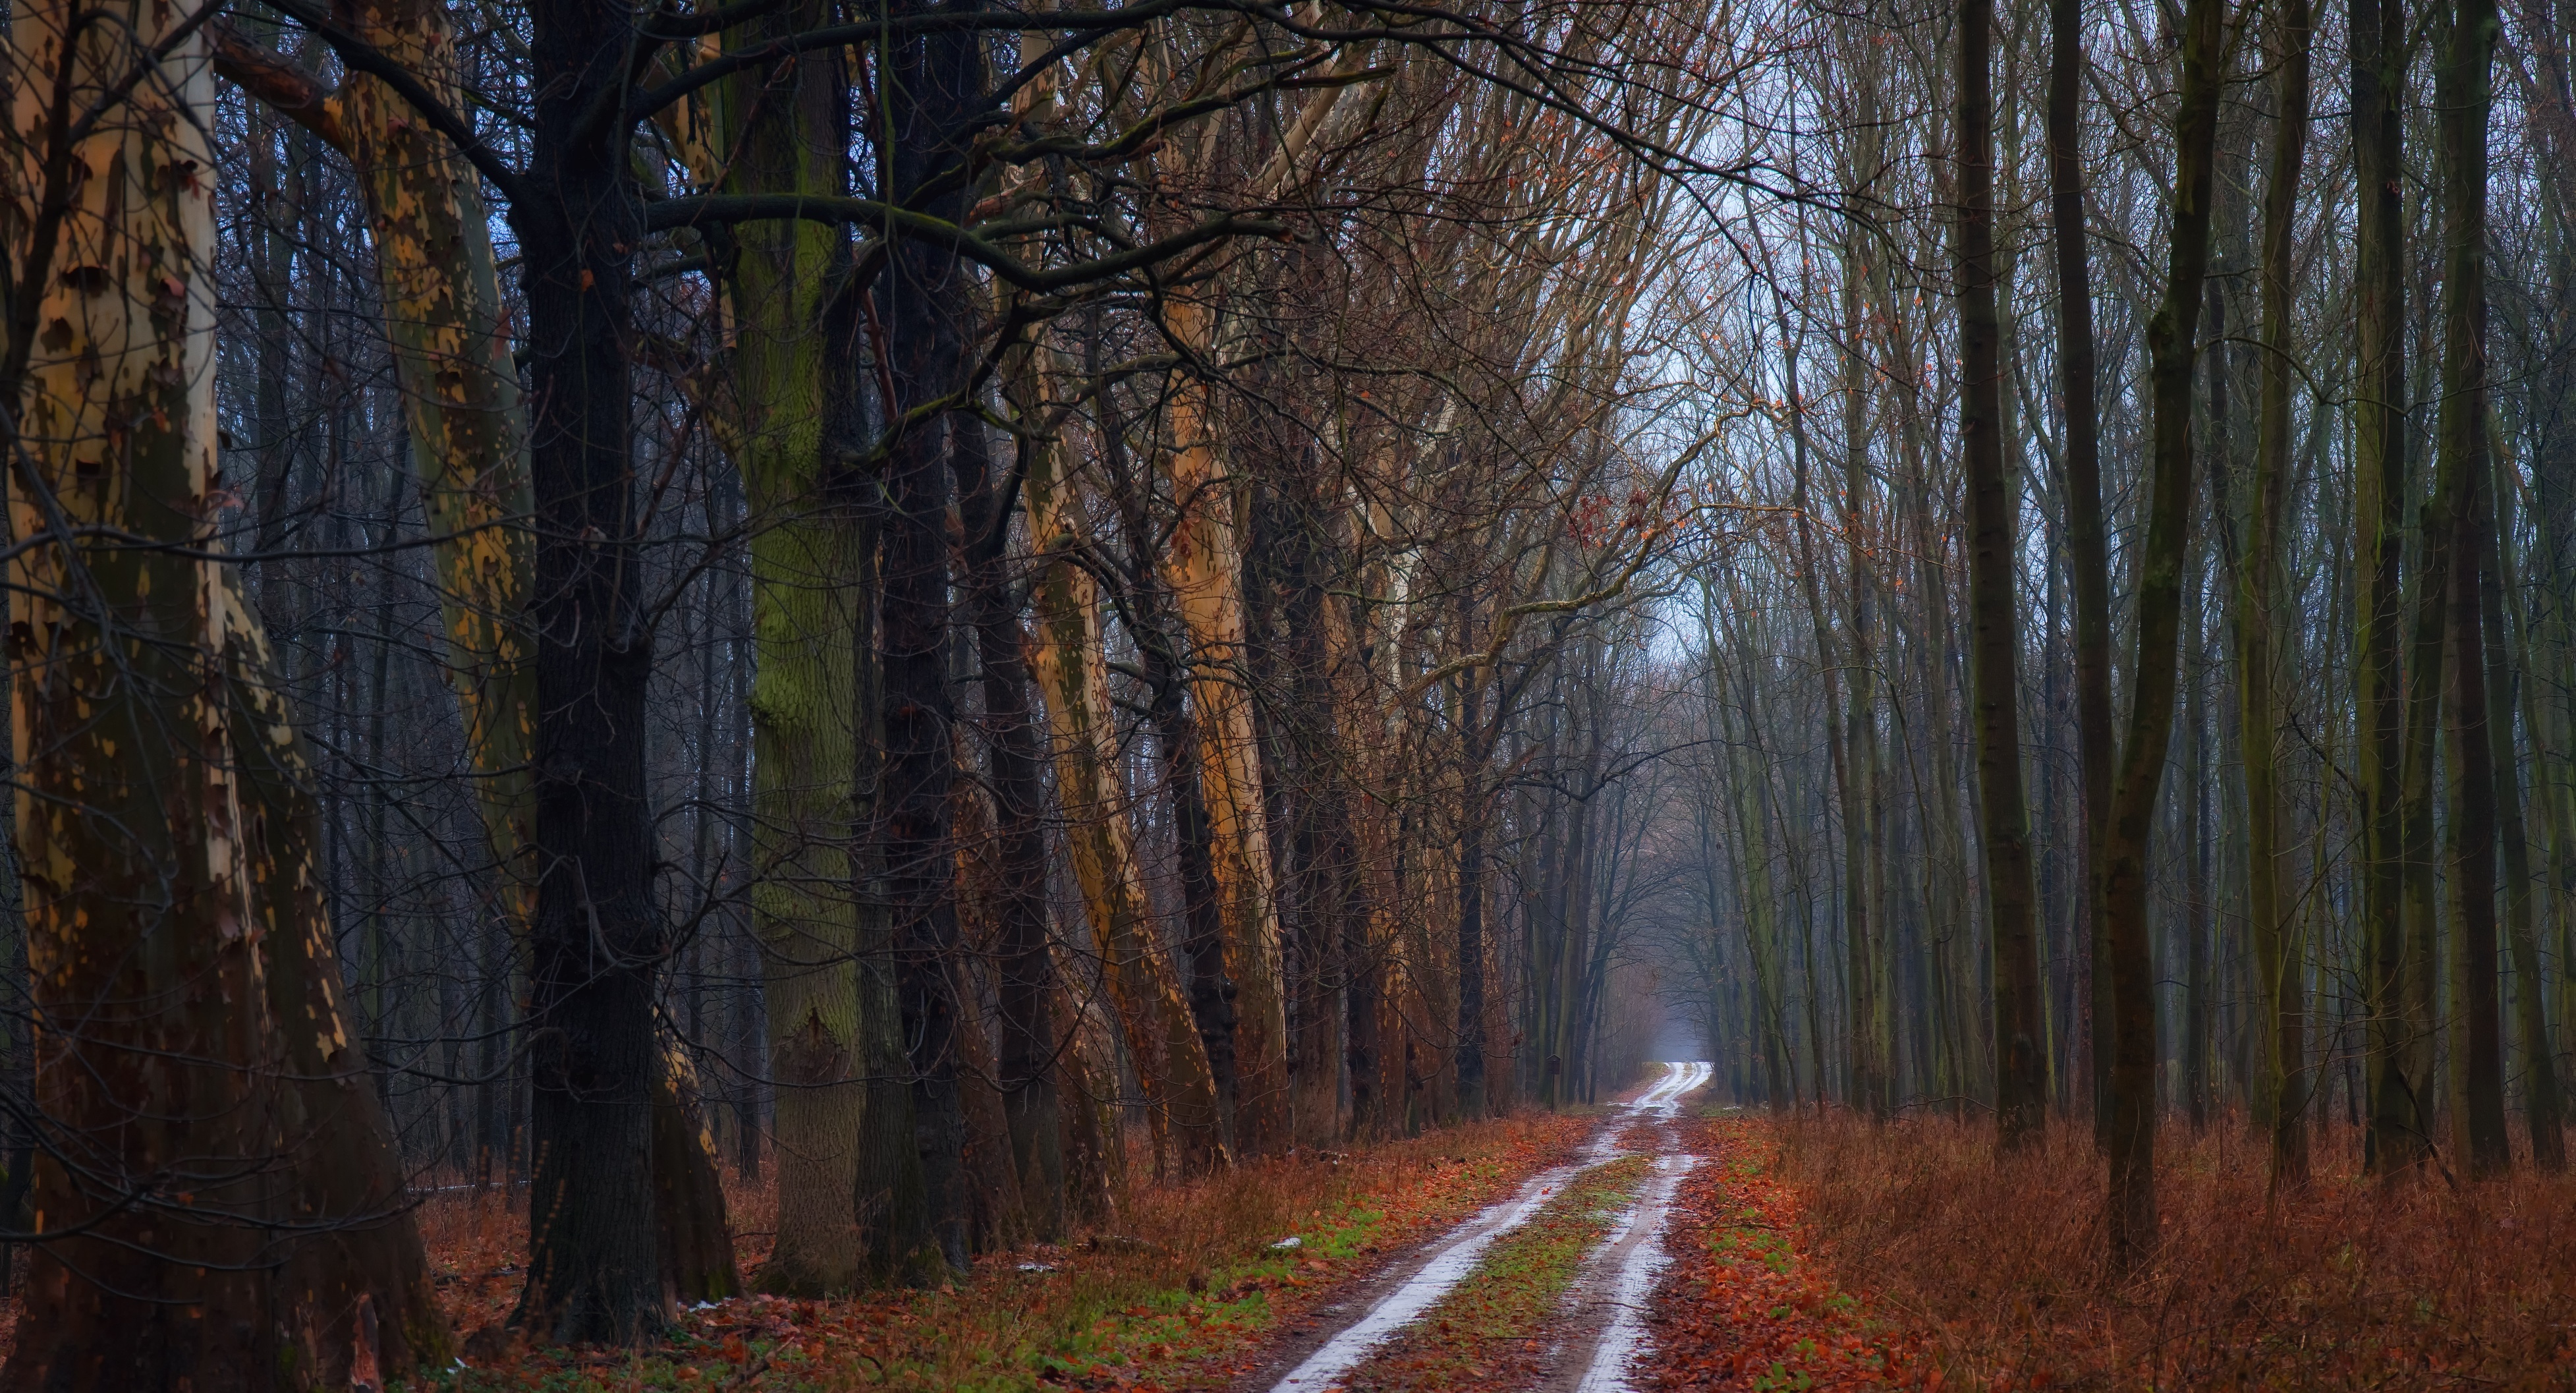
1258, 1061, 1711, 1393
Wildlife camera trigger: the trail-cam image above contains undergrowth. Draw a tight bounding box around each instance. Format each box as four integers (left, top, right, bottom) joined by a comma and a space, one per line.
1774, 1110, 2576, 1390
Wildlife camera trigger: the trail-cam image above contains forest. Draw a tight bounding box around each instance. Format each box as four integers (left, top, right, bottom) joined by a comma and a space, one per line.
5, 0, 2576, 1382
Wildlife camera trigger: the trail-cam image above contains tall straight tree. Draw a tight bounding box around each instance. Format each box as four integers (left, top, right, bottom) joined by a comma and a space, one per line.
2243, 0, 2313, 1188
2353, 0, 2432, 1180
2434, 0, 2511, 1176
2046, 0, 2116, 1143
2101, 0, 2230, 1265
505, 0, 676, 1336
715, 0, 870, 1291
870, 0, 986, 1277
1957, 0, 2048, 1147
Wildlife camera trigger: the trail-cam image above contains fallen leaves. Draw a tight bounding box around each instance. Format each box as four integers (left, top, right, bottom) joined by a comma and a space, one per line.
1640, 1118, 1932, 1390
388, 1112, 1592, 1391
1776, 1112, 2576, 1391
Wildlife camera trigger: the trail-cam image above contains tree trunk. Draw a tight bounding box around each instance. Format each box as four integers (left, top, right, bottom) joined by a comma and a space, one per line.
505, 0, 671, 1338
1159, 299, 1293, 1154
959, 383, 1066, 1238
1958, 0, 2047, 1148
1839, 244, 1891, 1121
2436, 0, 2510, 1176
2244, 0, 2313, 1186
1455, 662, 1493, 1119
2, 3, 445, 1379
2488, 455, 2567, 1168
873, 5, 982, 1276
714, 5, 868, 1294
2048, 0, 2117, 1148
2103, 0, 2227, 1265
2355, 0, 2432, 1181
1016, 351, 1229, 1176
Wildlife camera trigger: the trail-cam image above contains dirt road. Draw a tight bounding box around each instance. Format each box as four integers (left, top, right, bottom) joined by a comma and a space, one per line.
1256, 1061, 1713, 1393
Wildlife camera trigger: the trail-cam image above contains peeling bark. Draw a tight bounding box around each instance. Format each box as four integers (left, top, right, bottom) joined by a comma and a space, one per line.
2, 3, 443, 1381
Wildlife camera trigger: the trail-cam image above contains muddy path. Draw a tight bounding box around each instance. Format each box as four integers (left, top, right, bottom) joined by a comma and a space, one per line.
1241, 1061, 1714, 1393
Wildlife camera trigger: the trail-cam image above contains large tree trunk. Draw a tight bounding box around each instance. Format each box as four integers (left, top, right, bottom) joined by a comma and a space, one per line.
507, 0, 668, 1340
713, 4, 869, 1294
211, 10, 738, 1298
868, 0, 987, 1277
1957, 0, 2046, 1149
2103, 0, 2228, 1266
1, 3, 444, 1381
2244, 0, 2313, 1187
2435, 0, 2511, 1176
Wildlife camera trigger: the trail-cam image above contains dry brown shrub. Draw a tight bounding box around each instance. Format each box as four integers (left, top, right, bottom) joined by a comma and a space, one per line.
1772, 1111, 2576, 1390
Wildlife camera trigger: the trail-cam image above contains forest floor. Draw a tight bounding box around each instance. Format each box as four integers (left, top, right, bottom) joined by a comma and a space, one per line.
1753, 1110, 2576, 1390
395, 1065, 1725, 1392
406, 1104, 1603, 1392
7, 1088, 2570, 1390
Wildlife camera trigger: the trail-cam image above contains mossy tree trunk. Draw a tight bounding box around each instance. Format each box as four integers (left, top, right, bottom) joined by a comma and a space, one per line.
714, 0, 869, 1294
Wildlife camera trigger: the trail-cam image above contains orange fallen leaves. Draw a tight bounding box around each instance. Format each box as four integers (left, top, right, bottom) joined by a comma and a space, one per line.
358, 1112, 1592, 1390
1640, 1118, 1934, 1390
1637, 1111, 2576, 1392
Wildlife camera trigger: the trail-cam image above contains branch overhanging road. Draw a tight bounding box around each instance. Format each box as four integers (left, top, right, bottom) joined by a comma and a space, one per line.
1261, 1060, 1714, 1393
